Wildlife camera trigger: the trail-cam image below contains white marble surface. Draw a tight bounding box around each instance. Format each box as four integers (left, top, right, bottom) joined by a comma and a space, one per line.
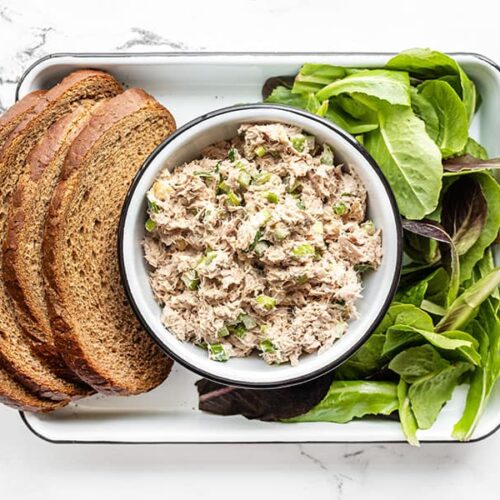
0, 0, 499, 498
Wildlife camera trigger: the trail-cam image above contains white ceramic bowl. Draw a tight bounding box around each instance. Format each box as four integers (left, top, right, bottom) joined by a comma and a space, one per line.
119, 104, 402, 388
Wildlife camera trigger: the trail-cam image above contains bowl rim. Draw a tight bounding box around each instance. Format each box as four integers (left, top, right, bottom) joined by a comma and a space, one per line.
118, 103, 403, 389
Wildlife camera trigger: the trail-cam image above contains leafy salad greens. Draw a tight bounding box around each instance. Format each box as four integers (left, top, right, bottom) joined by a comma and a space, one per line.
196, 49, 500, 445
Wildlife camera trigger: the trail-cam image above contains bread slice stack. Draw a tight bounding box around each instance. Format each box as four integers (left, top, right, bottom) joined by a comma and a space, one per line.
0, 71, 175, 412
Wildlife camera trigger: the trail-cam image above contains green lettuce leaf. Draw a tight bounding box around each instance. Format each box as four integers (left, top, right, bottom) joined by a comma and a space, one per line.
284, 381, 398, 424
291, 63, 347, 95
363, 105, 442, 219
418, 80, 468, 157
397, 379, 420, 446
386, 48, 476, 124
389, 345, 472, 429
316, 69, 411, 106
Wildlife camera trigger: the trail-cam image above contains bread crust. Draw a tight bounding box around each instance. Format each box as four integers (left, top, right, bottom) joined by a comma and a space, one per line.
44, 89, 175, 395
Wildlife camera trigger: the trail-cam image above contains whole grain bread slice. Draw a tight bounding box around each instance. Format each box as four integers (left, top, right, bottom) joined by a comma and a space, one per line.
0, 90, 46, 149
0, 70, 123, 400
0, 365, 66, 413
3, 100, 102, 369
44, 88, 175, 395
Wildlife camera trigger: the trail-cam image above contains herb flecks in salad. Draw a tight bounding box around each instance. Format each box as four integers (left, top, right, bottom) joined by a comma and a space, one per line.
197, 49, 500, 445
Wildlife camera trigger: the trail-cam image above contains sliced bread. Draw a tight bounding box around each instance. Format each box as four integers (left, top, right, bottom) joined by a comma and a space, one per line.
44, 88, 175, 395
0, 70, 123, 400
0, 366, 66, 412
3, 100, 102, 366
0, 90, 46, 148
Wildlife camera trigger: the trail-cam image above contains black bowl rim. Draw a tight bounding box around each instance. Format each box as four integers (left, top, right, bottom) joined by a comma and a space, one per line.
118, 103, 403, 389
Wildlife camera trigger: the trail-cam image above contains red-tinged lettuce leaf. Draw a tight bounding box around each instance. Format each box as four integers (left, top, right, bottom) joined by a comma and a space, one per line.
196, 373, 334, 421
441, 177, 487, 256
443, 154, 500, 173
402, 219, 460, 305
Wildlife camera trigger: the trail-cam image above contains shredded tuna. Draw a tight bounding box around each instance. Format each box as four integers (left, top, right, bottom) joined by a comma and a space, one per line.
144, 123, 382, 365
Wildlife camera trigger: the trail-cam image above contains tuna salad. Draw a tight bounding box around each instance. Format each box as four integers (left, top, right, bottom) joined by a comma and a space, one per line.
143, 123, 382, 365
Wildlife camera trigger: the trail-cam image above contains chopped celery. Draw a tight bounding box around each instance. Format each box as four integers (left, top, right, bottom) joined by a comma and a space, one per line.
292, 244, 315, 257
208, 344, 228, 362
291, 193, 306, 210
256, 295, 277, 310
333, 201, 347, 215
198, 250, 218, 267
235, 161, 246, 170
147, 198, 159, 213
273, 224, 290, 240
233, 324, 247, 339
320, 144, 334, 165
362, 220, 376, 235
263, 191, 279, 204
255, 171, 272, 184
254, 241, 271, 256
238, 314, 257, 330
226, 191, 241, 206
237, 170, 252, 189
255, 146, 267, 157
218, 325, 230, 337
260, 339, 276, 353
181, 270, 200, 290
145, 218, 156, 232
291, 135, 306, 152
228, 148, 237, 162
252, 208, 272, 227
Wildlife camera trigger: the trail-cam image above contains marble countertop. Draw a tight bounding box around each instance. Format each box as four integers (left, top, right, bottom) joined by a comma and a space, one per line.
0, 0, 498, 498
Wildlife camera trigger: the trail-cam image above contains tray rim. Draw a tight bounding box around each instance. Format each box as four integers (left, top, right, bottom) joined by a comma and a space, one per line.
15, 50, 500, 445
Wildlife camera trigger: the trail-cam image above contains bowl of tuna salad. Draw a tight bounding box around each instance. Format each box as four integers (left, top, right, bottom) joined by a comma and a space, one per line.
119, 104, 402, 388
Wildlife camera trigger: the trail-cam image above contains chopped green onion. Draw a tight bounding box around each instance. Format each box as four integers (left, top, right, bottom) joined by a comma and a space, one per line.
145, 218, 156, 232
290, 135, 306, 152
226, 191, 241, 206
287, 180, 302, 194
254, 146, 267, 157
273, 224, 289, 241
208, 343, 228, 362
333, 201, 347, 216
237, 170, 252, 189
238, 314, 257, 330
147, 199, 159, 213
254, 171, 271, 184
362, 220, 376, 236
320, 144, 334, 165
292, 244, 315, 257
249, 228, 263, 251
354, 263, 374, 273
254, 240, 271, 256
260, 339, 276, 353
263, 191, 279, 204
194, 171, 213, 179
181, 270, 200, 290
256, 295, 276, 310
218, 325, 230, 337
228, 148, 237, 162
217, 180, 231, 194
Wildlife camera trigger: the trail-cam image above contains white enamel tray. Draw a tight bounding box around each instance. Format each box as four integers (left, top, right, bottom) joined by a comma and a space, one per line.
17, 52, 500, 444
